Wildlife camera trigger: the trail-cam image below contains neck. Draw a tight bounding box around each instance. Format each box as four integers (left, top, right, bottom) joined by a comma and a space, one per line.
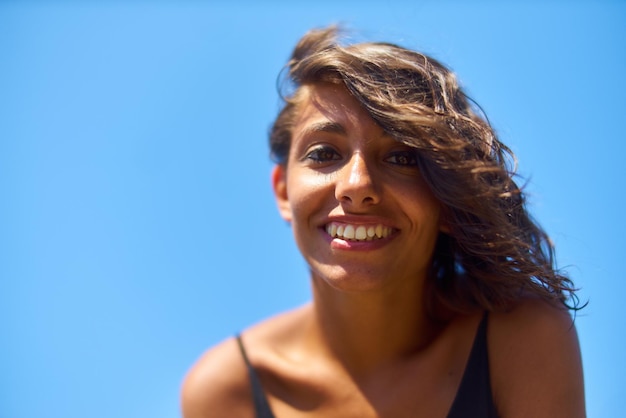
307, 273, 443, 377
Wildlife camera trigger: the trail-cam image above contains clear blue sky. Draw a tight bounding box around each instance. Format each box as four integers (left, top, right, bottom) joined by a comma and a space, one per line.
1, 1, 624, 417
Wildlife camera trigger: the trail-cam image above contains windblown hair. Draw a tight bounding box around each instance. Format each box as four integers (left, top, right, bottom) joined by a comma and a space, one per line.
270, 26, 580, 313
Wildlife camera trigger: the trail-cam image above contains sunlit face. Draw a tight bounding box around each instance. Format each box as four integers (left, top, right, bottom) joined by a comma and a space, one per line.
272, 83, 443, 293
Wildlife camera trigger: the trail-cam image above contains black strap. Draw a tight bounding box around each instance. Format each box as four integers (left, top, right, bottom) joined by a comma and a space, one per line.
447, 312, 499, 418
236, 334, 276, 418
236, 314, 497, 418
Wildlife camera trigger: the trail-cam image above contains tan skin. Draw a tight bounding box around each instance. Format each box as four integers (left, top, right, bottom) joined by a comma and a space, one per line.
181, 83, 585, 417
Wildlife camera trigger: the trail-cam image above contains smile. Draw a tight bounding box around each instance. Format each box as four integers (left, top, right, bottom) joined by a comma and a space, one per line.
325, 222, 393, 241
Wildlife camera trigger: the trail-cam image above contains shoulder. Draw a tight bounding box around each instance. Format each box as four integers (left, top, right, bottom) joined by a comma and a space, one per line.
488, 298, 585, 418
181, 336, 253, 418
181, 305, 312, 418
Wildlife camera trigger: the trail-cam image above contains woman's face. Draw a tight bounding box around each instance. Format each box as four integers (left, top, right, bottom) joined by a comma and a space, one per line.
273, 83, 443, 292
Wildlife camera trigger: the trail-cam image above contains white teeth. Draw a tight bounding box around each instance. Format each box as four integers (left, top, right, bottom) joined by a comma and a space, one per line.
326, 222, 392, 241
343, 225, 355, 239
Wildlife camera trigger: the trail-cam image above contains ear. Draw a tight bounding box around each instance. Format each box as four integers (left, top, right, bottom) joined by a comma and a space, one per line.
438, 206, 452, 234
272, 165, 292, 222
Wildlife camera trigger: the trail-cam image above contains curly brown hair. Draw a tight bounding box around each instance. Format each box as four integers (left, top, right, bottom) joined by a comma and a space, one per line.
269, 26, 580, 314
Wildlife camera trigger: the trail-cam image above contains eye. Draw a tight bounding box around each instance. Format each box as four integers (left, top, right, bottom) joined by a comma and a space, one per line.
385, 150, 419, 166
305, 146, 341, 163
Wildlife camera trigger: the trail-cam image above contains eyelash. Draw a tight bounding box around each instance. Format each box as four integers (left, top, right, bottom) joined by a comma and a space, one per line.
304, 146, 419, 167
305, 146, 341, 163
384, 150, 419, 166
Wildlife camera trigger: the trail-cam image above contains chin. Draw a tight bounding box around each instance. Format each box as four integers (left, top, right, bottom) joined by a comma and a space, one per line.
309, 265, 393, 293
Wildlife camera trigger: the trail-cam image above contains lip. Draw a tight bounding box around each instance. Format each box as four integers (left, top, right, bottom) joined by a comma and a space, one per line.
319, 215, 399, 251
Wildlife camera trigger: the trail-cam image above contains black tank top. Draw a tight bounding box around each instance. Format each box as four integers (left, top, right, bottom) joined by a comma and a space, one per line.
236, 313, 498, 418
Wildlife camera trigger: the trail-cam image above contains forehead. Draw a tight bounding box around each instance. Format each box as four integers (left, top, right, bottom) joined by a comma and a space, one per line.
293, 83, 382, 137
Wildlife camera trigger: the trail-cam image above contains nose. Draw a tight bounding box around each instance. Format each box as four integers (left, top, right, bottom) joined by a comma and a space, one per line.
335, 153, 381, 207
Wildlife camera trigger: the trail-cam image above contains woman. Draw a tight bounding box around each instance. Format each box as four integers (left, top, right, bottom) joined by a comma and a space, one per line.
182, 26, 585, 417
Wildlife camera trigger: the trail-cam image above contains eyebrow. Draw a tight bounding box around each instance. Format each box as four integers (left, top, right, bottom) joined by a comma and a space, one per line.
300, 121, 347, 137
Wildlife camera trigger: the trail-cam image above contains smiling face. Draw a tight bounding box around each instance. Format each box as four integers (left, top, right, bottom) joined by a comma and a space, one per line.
273, 83, 443, 293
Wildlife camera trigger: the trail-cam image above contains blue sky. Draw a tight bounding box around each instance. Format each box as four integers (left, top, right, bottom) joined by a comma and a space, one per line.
1, 1, 624, 417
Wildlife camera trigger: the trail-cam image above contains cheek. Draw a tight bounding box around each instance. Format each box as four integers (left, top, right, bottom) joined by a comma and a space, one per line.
400, 184, 443, 230
287, 171, 335, 210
